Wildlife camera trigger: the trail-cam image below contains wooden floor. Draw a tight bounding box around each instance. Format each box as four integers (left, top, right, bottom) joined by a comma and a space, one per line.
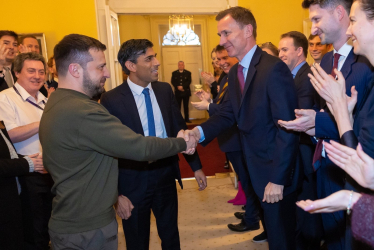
117, 176, 269, 250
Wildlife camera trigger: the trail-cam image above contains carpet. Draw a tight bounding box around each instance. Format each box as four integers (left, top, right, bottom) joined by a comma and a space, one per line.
178, 124, 231, 178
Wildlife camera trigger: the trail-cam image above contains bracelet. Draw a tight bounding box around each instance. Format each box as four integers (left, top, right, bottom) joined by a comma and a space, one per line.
347, 190, 354, 215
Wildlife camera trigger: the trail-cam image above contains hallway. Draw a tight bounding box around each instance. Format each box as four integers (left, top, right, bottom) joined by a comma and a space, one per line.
117, 176, 269, 250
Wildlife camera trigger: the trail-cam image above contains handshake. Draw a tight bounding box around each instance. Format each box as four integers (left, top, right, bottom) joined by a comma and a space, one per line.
177, 127, 202, 155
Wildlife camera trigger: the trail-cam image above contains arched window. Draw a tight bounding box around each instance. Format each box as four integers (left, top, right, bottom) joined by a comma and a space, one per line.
162, 29, 201, 46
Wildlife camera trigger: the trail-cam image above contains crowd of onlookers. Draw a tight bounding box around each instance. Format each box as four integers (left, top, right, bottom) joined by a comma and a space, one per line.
1, 0, 374, 250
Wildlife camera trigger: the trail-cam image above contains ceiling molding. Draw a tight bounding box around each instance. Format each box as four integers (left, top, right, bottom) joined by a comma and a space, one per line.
109, 0, 238, 14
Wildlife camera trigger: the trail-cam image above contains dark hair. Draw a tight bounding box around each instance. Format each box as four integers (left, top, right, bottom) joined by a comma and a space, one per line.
0, 30, 18, 41
357, 0, 374, 20
19, 35, 37, 45
54, 34, 106, 77
259, 42, 279, 56
281, 31, 309, 58
13, 52, 46, 73
117, 39, 153, 75
215, 45, 226, 53
216, 6, 257, 39
308, 34, 319, 40
302, 0, 353, 14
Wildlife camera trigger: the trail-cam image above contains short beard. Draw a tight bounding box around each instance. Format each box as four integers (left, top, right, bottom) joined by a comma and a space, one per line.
82, 71, 105, 98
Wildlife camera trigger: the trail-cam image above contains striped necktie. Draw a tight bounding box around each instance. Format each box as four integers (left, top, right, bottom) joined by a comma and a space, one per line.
216, 81, 228, 104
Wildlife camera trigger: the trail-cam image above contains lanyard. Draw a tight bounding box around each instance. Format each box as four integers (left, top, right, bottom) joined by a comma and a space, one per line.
13, 86, 45, 111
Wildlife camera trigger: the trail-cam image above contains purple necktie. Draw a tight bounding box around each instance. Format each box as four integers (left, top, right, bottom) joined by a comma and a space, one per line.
237, 64, 245, 93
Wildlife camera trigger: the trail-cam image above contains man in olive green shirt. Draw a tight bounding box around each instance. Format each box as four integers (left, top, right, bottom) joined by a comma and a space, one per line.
39, 34, 196, 250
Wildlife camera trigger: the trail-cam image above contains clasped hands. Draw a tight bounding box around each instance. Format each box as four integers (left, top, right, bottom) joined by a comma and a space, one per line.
177, 128, 201, 155
28, 153, 48, 174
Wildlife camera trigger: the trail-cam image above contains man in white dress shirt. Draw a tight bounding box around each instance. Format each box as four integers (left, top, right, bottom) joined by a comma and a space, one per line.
0, 52, 53, 250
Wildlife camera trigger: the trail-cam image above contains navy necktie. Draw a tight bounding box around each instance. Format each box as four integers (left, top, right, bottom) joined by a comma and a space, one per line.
142, 88, 156, 137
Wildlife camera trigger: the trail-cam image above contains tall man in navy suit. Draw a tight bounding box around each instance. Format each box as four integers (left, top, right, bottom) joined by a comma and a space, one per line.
183, 7, 301, 250
279, 31, 323, 250
279, 1, 373, 249
100, 39, 207, 250
191, 45, 261, 235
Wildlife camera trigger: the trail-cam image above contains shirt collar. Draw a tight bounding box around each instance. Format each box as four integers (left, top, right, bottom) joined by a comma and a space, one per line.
14, 82, 47, 103
127, 77, 152, 96
334, 42, 352, 58
239, 45, 258, 68
291, 61, 307, 77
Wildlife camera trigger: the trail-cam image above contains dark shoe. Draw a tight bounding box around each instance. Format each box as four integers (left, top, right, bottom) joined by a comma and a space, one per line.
223, 161, 229, 169
252, 231, 267, 243
185, 120, 192, 123
234, 212, 245, 220
227, 220, 260, 232
241, 205, 246, 211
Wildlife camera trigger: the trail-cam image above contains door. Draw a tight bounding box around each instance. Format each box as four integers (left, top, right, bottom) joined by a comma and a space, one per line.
162, 46, 206, 119
105, 7, 123, 89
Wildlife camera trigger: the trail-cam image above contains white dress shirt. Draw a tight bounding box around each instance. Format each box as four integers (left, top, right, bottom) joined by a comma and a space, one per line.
0, 82, 47, 155
321, 42, 353, 157
333, 42, 353, 71
127, 78, 167, 139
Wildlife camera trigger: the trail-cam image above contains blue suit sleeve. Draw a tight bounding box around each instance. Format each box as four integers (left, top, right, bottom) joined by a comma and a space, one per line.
315, 112, 340, 139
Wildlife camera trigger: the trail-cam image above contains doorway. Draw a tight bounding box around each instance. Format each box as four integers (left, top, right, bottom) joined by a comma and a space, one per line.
162, 46, 206, 119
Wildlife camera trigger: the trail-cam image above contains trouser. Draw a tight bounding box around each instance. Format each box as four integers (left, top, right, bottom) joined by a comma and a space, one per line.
317, 157, 346, 250
122, 165, 180, 250
175, 95, 190, 121
259, 192, 298, 250
296, 172, 323, 250
0, 219, 24, 250
226, 150, 260, 225
49, 219, 118, 250
296, 144, 323, 250
19, 174, 54, 250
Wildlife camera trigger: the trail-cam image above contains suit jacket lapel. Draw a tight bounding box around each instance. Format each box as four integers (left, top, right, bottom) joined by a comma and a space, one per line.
120, 81, 145, 135
240, 47, 261, 107
152, 82, 171, 137
340, 50, 356, 80
294, 63, 309, 84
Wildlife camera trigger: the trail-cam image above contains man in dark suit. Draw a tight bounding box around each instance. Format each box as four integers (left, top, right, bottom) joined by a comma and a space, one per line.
279, 31, 323, 250
171, 61, 192, 123
0, 121, 45, 250
183, 7, 300, 250
100, 39, 207, 250
280, 1, 374, 249
191, 45, 261, 235
0, 30, 18, 91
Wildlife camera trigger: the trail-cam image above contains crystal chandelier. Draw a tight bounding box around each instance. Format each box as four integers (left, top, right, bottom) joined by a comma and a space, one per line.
163, 15, 200, 46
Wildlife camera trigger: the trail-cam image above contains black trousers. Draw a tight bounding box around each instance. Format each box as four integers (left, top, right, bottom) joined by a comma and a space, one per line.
226, 151, 260, 225
296, 144, 323, 250
19, 174, 54, 250
122, 165, 180, 250
175, 95, 190, 121
259, 191, 298, 250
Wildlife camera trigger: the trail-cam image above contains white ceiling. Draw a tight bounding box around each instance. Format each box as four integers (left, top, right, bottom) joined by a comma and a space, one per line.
109, 0, 238, 14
